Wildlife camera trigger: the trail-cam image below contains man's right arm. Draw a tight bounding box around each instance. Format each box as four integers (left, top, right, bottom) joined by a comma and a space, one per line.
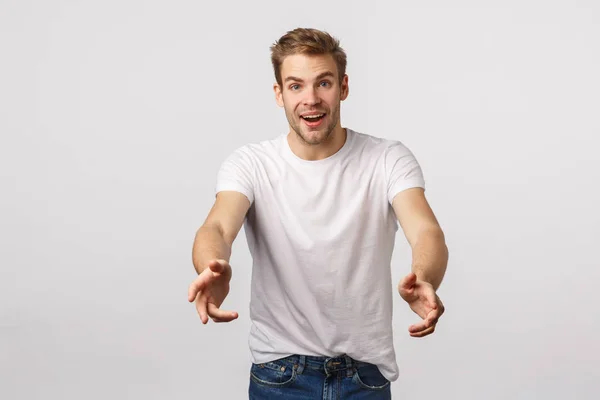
192, 190, 251, 274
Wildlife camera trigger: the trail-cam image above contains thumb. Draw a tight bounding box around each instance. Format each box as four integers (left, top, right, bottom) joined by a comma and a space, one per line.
398, 272, 418, 302
399, 272, 417, 290
208, 259, 225, 274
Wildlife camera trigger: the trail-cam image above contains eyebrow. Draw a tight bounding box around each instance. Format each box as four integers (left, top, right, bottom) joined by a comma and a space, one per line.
284, 71, 335, 83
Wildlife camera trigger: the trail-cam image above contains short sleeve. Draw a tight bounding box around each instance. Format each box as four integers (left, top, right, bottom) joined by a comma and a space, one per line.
215, 147, 255, 205
385, 141, 425, 204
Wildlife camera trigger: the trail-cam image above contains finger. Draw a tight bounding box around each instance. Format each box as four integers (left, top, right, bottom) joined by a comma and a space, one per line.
195, 294, 209, 324
207, 303, 238, 323
438, 298, 445, 313
188, 280, 202, 303
428, 293, 439, 309
426, 297, 445, 319
434, 298, 445, 315
409, 308, 440, 333
188, 273, 207, 302
410, 325, 435, 338
408, 318, 435, 334
428, 306, 443, 323
414, 283, 437, 307
211, 316, 236, 323
187, 270, 214, 302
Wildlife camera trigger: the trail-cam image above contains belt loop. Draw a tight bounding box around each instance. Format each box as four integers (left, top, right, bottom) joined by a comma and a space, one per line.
296, 355, 306, 375
345, 355, 354, 377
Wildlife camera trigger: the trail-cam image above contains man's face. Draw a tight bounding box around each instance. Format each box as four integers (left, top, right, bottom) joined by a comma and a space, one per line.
274, 53, 349, 145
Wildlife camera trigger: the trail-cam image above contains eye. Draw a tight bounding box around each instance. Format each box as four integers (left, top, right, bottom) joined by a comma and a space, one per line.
290, 84, 300, 91
320, 81, 331, 87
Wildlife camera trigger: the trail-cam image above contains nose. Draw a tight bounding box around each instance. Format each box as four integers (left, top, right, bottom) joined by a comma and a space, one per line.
302, 87, 321, 107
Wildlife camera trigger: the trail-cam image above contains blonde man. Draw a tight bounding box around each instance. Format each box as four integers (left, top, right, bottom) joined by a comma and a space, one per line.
188, 28, 449, 399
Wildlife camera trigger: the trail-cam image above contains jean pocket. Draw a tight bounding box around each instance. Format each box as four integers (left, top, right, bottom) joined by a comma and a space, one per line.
250, 358, 297, 388
352, 363, 390, 390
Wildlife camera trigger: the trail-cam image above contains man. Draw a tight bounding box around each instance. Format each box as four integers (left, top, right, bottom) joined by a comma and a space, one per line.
188, 28, 449, 399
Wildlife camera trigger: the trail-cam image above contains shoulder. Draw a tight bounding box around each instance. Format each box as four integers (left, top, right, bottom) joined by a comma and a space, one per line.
223, 134, 283, 163
347, 128, 415, 158
218, 135, 283, 172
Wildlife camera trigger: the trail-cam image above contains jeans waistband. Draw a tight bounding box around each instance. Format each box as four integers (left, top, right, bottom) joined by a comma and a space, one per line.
282, 354, 361, 377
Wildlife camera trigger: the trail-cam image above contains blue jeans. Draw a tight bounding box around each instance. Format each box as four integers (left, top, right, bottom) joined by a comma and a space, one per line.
248, 354, 391, 399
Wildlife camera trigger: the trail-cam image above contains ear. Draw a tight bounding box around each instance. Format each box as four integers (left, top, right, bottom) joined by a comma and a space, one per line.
340, 74, 349, 101
274, 83, 284, 107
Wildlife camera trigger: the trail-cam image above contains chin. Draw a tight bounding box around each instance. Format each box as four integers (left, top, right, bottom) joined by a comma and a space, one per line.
301, 130, 330, 145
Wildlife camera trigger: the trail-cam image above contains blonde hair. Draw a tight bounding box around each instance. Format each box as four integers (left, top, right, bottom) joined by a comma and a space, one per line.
270, 28, 347, 86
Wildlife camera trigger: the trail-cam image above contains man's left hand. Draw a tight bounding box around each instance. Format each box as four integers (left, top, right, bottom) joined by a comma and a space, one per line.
398, 272, 445, 338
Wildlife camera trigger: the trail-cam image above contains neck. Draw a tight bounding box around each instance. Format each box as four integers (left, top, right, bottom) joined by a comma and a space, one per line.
287, 124, 347, 161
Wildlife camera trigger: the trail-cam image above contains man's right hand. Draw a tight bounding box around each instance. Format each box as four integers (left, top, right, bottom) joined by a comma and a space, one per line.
187, 259, 238, 324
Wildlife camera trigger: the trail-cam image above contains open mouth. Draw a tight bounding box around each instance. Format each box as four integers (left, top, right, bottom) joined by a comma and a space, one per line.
301, 113, 325, 121
301, 113, 326, 125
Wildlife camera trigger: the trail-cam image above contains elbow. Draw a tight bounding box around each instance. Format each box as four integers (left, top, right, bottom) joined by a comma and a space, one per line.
412, 225, 446, 248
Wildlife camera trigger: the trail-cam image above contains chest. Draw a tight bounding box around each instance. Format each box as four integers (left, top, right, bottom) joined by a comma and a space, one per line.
250, 156, 395, 249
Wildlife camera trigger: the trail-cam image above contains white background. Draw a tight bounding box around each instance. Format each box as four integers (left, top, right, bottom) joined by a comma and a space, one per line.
1, 0, 599, 399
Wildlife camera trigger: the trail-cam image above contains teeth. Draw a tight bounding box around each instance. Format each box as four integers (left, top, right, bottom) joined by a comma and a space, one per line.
303, 114, 324, 119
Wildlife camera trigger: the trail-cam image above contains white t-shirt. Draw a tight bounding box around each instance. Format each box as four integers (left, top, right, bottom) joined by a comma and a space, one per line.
215, 128, 425, 382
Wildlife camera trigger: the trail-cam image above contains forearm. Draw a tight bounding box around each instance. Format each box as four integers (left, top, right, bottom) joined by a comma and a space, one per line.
411, 228, 449, 291
192, 224, 232, 274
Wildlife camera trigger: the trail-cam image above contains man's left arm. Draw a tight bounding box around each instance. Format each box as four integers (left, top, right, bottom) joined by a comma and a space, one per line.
392, 187, 449, 337
392, 187, 449, 290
